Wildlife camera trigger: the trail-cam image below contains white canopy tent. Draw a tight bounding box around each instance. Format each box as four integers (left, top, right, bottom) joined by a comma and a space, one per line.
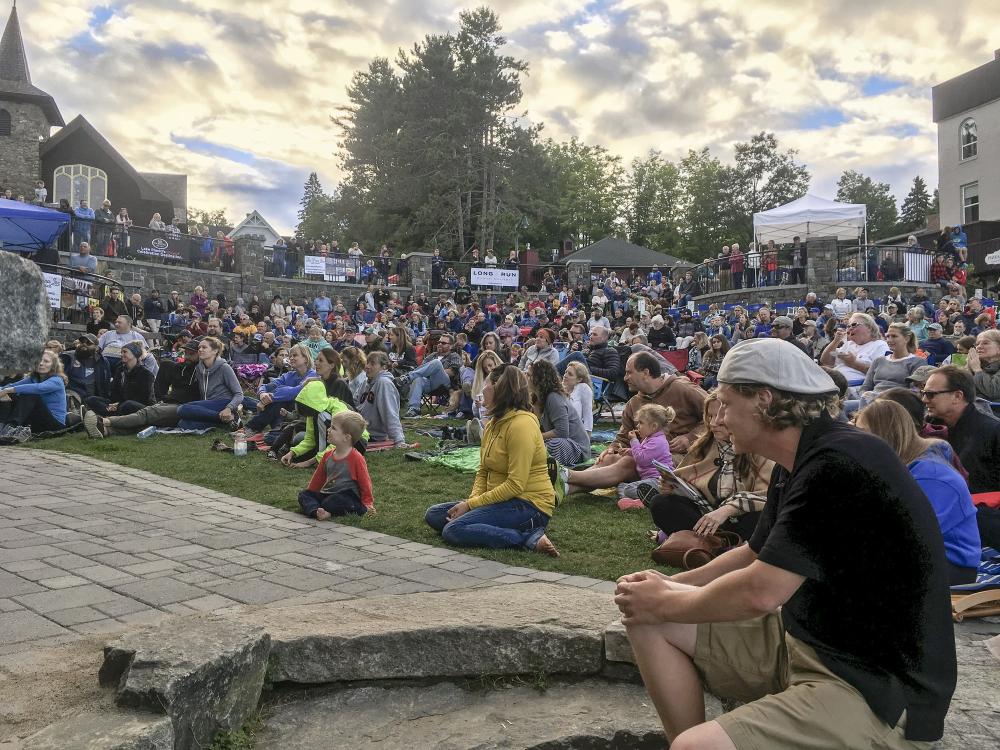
753, 194, 867, 245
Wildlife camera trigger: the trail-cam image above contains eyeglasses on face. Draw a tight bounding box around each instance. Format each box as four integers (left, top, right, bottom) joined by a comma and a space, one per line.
920, 389, 956, 400
847, 322, 863, 328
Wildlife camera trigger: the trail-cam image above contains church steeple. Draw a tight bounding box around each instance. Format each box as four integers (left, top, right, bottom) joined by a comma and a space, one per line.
0, 1, 30, 84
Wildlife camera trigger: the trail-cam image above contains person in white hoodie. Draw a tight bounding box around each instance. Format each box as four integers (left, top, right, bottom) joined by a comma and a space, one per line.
357, 352, 406, 447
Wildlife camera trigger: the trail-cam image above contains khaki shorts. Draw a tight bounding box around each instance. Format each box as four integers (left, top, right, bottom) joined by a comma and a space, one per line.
693, 613, 932, 750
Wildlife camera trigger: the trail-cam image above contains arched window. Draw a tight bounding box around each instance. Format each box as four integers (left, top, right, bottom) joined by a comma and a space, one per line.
960, 118, 978, 160
0, 109, 10, 136
52, 164, 108, 206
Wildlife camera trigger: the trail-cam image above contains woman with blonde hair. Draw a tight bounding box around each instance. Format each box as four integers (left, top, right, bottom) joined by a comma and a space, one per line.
855, 400, 979, 584
561, 361, 593, 434
425, 365, 560, 557
340, 346, 368, 404
529, 359, 590, 466
0, 350, 68, 441
967, 329, 1000, 401
471, 350, 503, 421
851, 323, 926, 414
648, 392, 774, 544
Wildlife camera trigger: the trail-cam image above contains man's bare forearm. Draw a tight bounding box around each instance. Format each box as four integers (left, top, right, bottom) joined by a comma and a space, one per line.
670, 543, 757, 586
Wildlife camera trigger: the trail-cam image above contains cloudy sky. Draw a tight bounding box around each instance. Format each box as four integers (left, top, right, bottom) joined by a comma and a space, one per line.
18, 0, 1000, 234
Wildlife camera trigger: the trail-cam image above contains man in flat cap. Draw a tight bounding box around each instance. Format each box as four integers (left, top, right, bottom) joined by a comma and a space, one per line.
616, 338, 956, 750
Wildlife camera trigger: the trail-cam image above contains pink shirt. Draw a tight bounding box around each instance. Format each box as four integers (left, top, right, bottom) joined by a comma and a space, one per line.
630, 431, 673, 481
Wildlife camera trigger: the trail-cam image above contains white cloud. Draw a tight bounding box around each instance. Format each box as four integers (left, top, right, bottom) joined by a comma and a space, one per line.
15, 0, 1000, 234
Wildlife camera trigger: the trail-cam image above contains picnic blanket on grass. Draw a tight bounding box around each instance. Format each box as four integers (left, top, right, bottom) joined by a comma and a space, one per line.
407, 443, 609, 474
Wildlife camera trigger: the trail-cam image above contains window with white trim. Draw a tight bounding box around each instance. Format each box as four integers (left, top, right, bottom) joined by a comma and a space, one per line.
961, 181, 979, 224
960, 118, 978, 160
52, 165, 108, 207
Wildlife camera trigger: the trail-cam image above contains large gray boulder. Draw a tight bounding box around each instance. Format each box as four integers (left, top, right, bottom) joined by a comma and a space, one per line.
21, 712, 174, 750
99, 615, 270, 750
0, 252, 47, 377
239, 582, 620, 684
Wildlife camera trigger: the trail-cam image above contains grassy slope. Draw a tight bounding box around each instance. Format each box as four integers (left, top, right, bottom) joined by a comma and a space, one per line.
31, 423, 663, 581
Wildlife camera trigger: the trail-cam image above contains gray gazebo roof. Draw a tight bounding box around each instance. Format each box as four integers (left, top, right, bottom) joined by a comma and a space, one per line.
562, 237, 693, 268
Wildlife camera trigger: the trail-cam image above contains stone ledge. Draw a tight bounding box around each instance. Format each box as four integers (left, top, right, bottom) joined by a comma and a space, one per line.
238, 582, 620, 683
21, 712, 174, 750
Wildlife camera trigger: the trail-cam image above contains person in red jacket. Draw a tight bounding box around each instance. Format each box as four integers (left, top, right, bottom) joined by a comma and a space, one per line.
298, 411, 375, 520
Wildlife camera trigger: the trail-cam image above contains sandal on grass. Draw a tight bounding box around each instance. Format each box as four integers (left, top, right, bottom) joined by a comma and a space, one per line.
211, 439, 233, 452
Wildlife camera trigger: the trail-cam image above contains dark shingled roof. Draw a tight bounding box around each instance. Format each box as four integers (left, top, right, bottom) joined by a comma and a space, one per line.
561, 237, 694, 269
41, 115, 172, 203
0, 4, 63, 125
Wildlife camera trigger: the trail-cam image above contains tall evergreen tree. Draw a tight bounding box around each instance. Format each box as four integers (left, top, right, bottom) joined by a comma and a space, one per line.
899, 175, 932, 232
296, 172, 334, 240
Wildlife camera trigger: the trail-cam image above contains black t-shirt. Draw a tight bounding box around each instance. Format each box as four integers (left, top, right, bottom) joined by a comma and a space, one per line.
749, 416, 955, 741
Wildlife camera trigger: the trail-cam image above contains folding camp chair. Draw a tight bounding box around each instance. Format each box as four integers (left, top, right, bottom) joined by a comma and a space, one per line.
591, 375, 621, 423
951, 548, 1000, 622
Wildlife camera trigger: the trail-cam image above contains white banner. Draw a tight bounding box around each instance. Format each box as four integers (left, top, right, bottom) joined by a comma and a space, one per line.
42, 272, 62, 309
303, 255, 327, 275
471, 266, 519, 288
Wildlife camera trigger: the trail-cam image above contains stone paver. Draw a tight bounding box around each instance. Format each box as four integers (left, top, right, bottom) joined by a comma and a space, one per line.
0, 447, 610, 651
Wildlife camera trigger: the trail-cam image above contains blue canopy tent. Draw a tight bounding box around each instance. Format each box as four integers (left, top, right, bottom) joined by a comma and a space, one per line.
0, 199, 70, 253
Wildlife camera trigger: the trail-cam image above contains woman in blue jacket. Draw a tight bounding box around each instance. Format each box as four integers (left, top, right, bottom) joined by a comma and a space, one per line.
857, 399, 980, 585
0, 350, 68, 441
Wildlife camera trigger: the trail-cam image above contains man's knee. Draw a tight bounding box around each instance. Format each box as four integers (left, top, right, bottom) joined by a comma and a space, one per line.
626, 620, 698, 658
672, 721, 736, 750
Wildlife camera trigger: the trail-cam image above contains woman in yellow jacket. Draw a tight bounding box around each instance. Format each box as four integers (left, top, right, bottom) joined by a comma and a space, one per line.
425, 365, 560, 557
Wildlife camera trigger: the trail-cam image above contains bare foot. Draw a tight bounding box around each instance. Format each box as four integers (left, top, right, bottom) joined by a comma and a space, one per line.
534, 534, 560, 558
315, 509, 332, 521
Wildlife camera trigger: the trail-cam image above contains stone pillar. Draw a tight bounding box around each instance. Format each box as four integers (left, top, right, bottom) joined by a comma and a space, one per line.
237, 236, 265, 299
565, 259, 591, 291
408, 252, 433, 295
805, 236, 838, 292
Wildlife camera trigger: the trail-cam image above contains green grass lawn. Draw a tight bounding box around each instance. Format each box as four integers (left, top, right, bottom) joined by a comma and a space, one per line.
29, 422, 663, 582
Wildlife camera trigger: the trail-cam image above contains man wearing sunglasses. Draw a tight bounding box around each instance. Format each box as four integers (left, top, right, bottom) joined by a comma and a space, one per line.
922, 365, 1000, 548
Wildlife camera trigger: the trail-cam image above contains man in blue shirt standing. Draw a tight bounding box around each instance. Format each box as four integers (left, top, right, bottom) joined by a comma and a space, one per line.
73, 199, 95, 252
312, 291, 333, 321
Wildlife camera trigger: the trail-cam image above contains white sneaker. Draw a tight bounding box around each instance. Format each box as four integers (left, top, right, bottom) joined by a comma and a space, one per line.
83, 410, 105, 439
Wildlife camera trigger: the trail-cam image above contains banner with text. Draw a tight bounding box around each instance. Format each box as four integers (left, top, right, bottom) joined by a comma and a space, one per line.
130, 227, 192, 262
42, 273, 62, 309
471, 266, 519, 288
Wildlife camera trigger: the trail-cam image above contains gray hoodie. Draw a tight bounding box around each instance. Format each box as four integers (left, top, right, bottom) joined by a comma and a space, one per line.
196, 359, 243, 410
358, 370, 406, 445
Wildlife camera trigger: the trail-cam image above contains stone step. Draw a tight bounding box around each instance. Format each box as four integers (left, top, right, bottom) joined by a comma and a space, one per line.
256, 679, 672, 750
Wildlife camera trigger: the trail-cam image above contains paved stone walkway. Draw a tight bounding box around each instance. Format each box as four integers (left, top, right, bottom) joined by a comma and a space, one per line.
0, 448, 613, 654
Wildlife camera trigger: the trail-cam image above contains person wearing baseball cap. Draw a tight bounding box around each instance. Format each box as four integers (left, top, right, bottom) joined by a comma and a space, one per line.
60, 333, 111, 402
84, 338, 202, 439
616, 338, 956, 749
770, 315, 811, 355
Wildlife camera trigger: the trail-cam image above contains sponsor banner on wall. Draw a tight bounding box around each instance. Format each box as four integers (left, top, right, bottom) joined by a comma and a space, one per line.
131, 228, 189, 261
471, 266, 519, 288
42, 273, 62, 309
303, 255, 327, 275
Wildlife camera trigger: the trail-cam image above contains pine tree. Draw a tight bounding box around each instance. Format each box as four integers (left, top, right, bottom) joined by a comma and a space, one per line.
296, 173, 332, 240
899, 176, 931, 232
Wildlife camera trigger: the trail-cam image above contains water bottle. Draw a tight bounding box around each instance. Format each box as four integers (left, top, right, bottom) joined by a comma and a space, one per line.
233, 428, 247, 457
137, 426, 156, 439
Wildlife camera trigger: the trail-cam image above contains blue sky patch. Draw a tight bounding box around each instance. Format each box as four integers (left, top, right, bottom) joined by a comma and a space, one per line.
89, 5, 115, 29
172, 136, 257, 166
861, 75, 905, 96
794, 107, 849, 129
67, 31, 105, 56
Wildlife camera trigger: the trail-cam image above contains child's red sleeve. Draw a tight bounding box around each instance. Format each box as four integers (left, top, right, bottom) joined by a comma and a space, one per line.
350, 450, 375, 510
306, 456, 328, 492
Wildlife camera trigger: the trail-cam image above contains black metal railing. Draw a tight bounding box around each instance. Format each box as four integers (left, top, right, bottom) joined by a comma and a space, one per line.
681, 248, 808, 295
835, 244, 938, 285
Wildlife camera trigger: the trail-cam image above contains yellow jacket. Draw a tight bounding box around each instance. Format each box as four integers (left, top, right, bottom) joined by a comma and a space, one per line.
467, 409, 556, 516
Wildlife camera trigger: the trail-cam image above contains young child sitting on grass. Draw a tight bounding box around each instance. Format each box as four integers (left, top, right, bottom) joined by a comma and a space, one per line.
617, 403, 674, 510
298, 411, 375, 520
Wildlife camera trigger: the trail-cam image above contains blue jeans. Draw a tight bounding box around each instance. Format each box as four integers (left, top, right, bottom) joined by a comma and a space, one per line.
177, 398, 237, 430
406, 358, 452, 410
246, 399, 289, 431
424, 498, 549, 551
298, 490, 366, 518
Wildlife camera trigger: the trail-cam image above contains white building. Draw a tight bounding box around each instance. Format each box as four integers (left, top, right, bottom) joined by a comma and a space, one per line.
228, 210, 281, 247
933, 51, 1000, 227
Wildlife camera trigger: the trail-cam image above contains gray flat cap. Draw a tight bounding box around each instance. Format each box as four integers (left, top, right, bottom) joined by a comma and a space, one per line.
718, 338, 838, 395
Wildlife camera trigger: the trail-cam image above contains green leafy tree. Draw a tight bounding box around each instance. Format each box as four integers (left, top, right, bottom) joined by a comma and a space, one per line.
835, 170, 898, 242
677, 148, 730, 261
726, 132, 810, 243
624, 151, 682, 252
187, 207, 231, 232
899, 176, 932, 233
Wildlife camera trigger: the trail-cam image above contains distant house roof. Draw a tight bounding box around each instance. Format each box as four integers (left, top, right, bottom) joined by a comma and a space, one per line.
933, 54, 1000, 122
41, 115, 171, 204
0, 4, 63, 125
229, 210, 280, 241
562, 237, 693, 268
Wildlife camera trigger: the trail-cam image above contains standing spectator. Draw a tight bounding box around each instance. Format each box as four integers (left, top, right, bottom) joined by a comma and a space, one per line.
763, 240, 779, 286
148, 212, 166, 231
114, 207, 131, 256
90, 199, 115, 256
729, 242, 744, 289
33, 179, 47, 204
124, 293, 146, 331
431, 248, 444, 288
789, 235, 806, 284
72, 199, 95, 252
215, 231, 235, 272
744, 243, 760, 287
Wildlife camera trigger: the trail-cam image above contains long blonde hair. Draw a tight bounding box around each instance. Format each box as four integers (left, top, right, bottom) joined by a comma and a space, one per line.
472, 351, 503, 398
340, 347, 367, 379
856, 399, 937, 464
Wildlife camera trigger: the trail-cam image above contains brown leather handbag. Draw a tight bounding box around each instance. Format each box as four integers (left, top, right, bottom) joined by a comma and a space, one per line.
651, 530, 741, 570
